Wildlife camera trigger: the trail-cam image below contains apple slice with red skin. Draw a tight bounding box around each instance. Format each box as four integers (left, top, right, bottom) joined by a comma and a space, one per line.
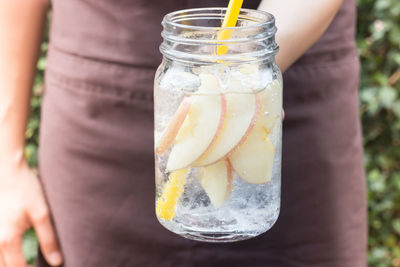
193, 80, 281, 167
155, 97, 192, 155
193, 92, 260, 167
229, 127, 275, 184
166, 73, 227, 170
228, 81, 281, 184
166, 93, 226, 171
199, 159, 233, 207
155, 73, 221, 156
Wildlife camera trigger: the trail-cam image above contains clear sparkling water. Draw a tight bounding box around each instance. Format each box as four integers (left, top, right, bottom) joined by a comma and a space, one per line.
157, 143, 281, 242
154, 64, 281, 242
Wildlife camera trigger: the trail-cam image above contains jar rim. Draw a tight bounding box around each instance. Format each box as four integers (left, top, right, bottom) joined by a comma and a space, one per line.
160, 7, 278, 64
163, 7, 275, 31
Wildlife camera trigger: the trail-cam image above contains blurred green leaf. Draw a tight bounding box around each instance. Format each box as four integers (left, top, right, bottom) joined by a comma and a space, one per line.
378, 86, 398, 108
393, 220, 400, 235
37, 57, 46, 71
22, 229, 38, 265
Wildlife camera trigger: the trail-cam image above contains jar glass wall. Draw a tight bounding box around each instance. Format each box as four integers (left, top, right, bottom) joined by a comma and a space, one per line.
154, 8, 282, 242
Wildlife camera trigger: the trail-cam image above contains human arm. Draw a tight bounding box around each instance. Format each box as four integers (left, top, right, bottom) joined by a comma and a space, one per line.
0, 0, 63, 266
258, 0, 344, 72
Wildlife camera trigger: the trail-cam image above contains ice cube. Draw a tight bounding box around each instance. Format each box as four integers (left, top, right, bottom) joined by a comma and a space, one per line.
160, 68, 200, 93
257, 68, 273, 90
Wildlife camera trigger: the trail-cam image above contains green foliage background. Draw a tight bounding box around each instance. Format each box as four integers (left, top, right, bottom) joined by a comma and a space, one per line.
357, 0, 400, 266
23, 0, 400, 265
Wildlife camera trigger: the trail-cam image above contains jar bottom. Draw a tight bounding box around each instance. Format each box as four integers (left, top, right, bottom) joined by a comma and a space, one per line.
158, 211, 279, 242
180, 230, 264, 242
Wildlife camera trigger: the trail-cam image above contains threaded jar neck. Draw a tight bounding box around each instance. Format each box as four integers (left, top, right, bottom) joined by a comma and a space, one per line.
160, 8, 279, 64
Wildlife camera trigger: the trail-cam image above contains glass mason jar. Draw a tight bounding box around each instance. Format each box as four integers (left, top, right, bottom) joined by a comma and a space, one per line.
154, 8, 282, 242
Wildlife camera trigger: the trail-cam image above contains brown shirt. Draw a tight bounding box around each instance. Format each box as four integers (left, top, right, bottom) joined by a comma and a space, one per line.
50, 0, 357, 67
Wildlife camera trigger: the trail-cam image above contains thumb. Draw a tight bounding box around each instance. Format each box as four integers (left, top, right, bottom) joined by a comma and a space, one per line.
30, 207, 63, 266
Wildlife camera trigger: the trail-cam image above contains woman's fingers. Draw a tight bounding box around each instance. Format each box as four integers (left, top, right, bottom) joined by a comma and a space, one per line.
0, 250, 7, 267
30, 208, 63, 266
0, 162, 61, 267
0, 229, 26, 267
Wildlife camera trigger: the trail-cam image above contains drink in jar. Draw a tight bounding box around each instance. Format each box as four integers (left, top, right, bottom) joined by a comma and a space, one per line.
154, 8, 282, 242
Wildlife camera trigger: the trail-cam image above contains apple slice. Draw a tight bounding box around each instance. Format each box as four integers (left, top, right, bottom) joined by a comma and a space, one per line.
198, 73, 220, 93
166, 93, 226, 171
199, 160, 233, 207
155, 97, 192, 155
229, 127, 275, 184
193, 93, 259, 166
257, 80, 282, 133
155, 74, 221, 155
226, 76, 252, 94
239, 63, 259, 75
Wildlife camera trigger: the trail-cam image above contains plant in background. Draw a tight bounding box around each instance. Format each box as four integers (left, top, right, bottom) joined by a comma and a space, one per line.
22, 14, 48, 265
357, 0, 400, 266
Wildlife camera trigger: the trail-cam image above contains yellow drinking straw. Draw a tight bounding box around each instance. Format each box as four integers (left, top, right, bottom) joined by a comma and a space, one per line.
217, 0, 244, 55
156, 169, 190, 221
156, 1, 244, 221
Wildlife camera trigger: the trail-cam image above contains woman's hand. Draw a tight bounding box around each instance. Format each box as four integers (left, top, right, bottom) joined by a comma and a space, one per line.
0, 159, 63, 267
